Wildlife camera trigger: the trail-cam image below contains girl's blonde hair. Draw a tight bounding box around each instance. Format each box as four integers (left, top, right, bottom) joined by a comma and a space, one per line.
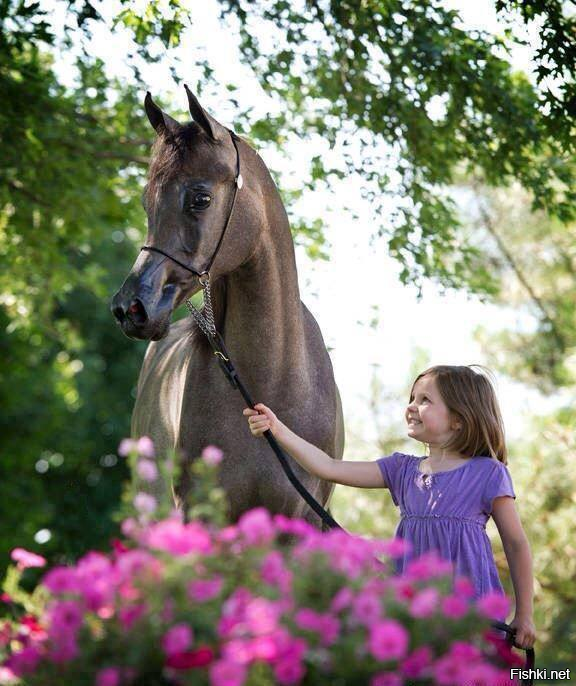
410, 365, 507, 464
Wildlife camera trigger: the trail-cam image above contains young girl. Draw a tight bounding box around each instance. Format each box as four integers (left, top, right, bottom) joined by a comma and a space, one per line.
243, 364, 536, 649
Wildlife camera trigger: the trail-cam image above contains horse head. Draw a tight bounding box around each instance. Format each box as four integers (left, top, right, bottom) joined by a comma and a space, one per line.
111, 87, 258, 340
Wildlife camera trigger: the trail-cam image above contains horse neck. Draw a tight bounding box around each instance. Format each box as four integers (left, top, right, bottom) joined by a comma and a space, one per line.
214, 178, 309, 387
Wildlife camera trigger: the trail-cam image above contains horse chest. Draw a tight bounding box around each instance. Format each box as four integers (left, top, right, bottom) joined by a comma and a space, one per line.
133, 336, 231, 439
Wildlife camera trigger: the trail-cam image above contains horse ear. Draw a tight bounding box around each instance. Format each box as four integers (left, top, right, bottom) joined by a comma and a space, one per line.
144, 92, 180, 136
184, 84, 228, 142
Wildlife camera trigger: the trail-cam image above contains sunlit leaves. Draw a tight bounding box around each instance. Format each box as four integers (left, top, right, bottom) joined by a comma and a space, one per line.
215, 0, 575, 293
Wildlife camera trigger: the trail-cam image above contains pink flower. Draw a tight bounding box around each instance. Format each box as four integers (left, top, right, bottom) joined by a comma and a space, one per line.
272, 514, 315, 537
405, 551, 453, 581
209, 659, 247, 686
400, 645, 433, 679
274, 658, 306, 685
238, 508, 275, 546
49, 636, 79, 663
118, 604, 147, 631
351, 590, 381, 625
202, 445, 224, 465
431, 653, 469, 685
137, 436, 155, 458
330, 586, 354, 613
454, 576, 475, 598
217, 525, 238, 543
10, 548, 46, 570
18, 615, 46, 642
162, 623, 194, 656
389, 577, 417, 602
464, 663, 510, 685
409, 587, 439, 618
0, 666, 17, 682
277, 634, 307, 663
245, 598, 280, 635
133, 492, 157, 514
187, 577, 224, 602
73, 553, 116, 612
221, 638, 253, 665
441, 594, 469, 619
146, 520, 212, 556
95, 667, 121, 686
476, 591, 510, 620
5, 645, 41, 676
218, 588, 253, 639
136, 459, 158, 482
449, 641, 482, 661
47, 600, 83, 635
368, 620, 410, 661
260, 552, 292, 594
370, 672, 403, 686
294, 608, 322, 632
166, 646, 214, 669
118, 438, 137, 456
318, 614, 340, 646
42, 566, 81, 594
378, 537, 412, 559
249, 635, 280, 662
116, 549, 162, 581
121, 517, 139, 538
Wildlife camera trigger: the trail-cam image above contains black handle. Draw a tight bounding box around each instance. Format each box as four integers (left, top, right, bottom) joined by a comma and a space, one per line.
490, 620, 535, 685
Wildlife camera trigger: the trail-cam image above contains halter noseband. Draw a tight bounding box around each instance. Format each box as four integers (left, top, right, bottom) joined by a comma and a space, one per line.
140, 129, 243, 279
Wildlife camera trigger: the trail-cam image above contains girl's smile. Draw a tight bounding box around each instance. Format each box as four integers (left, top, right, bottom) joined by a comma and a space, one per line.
405, 375, 461, 454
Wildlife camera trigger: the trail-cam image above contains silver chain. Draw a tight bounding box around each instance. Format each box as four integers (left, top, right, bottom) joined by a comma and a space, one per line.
185, 276, 216, 337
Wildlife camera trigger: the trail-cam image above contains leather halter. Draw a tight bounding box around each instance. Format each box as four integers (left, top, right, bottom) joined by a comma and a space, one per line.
139, 129, 243, 279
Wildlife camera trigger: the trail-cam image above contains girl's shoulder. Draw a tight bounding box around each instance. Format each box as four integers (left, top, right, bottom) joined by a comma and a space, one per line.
470, 457, 514, 486
479, 456, 511, 471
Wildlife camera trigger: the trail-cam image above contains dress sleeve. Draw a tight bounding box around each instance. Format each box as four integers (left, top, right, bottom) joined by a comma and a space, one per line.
482, 461, 516, 516
375, 452, 405, 506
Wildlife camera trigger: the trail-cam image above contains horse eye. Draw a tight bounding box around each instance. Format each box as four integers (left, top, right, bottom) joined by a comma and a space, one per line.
186, 192, 211, 211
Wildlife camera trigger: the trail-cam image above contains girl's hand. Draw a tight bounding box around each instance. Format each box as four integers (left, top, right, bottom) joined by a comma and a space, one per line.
509, 614, 536, 650
243, 403, 279, 437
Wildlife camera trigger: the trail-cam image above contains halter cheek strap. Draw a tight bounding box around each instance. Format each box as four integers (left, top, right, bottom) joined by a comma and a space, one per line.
140, 129, 243, 278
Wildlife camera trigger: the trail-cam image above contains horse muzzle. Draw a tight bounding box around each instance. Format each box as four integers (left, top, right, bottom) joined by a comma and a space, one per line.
111, 282, 177, 341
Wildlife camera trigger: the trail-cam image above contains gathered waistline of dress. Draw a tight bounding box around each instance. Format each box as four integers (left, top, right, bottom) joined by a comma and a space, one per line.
400, 513, 486, 529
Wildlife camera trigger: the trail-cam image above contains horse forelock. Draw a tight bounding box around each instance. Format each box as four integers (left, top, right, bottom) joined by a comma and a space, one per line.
145, 122, 211, 211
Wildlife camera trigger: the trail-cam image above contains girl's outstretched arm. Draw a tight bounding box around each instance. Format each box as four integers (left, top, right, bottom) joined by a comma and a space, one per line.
243, 403, 386, 489
492, 496, 536, 649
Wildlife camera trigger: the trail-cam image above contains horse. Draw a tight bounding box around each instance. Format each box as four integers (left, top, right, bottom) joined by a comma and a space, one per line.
111, 86, 344, 525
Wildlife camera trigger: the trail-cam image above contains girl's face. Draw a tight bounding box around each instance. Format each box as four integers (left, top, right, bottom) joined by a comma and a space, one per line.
406, 375, 461, 448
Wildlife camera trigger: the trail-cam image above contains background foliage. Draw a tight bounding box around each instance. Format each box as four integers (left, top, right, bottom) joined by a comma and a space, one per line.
1, 0, 574, 670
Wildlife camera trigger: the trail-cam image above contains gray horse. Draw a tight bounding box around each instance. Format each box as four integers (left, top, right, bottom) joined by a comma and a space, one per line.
111, 87, 344, 525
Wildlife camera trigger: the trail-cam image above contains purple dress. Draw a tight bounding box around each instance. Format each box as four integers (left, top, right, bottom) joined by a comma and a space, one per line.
376, 453, 516, 601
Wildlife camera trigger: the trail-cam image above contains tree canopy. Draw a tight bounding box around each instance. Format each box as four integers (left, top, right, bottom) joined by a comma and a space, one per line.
2, 0, 575, 314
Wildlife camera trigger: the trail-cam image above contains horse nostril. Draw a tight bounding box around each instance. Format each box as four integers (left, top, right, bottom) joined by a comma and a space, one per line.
127, 298, 148, 325
112, 306, 126, 323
